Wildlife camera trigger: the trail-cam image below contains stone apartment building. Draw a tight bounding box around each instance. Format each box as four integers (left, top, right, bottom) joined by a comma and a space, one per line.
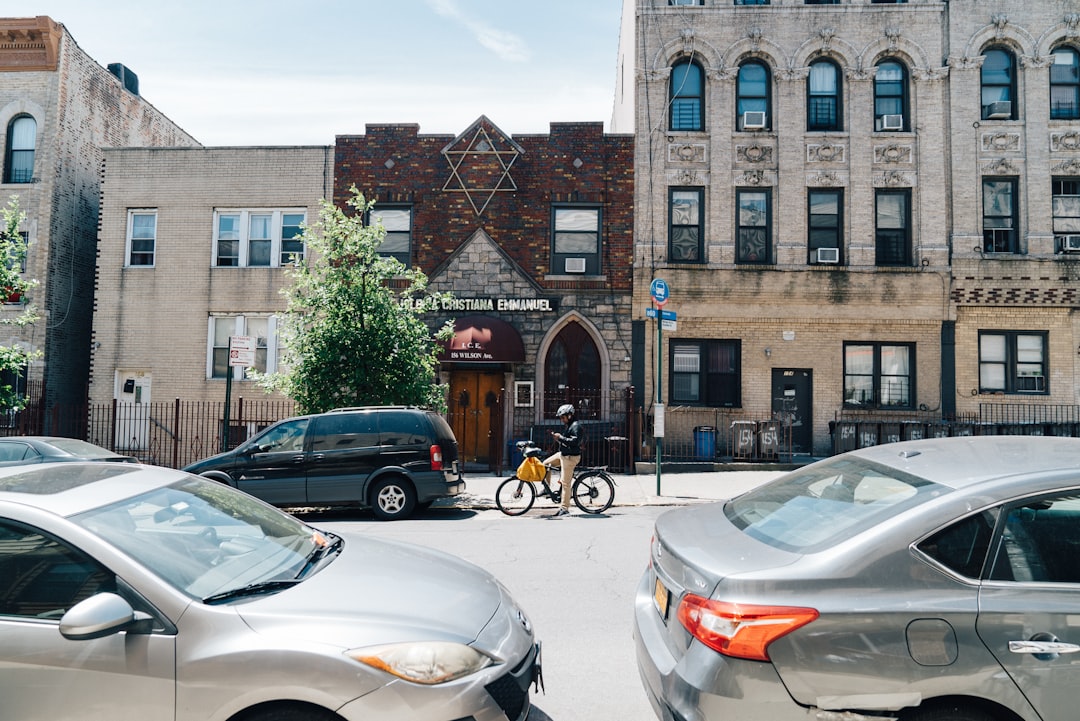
613, 0, 1080, 457
335, 117, 634, 469
0, 16, 199, 432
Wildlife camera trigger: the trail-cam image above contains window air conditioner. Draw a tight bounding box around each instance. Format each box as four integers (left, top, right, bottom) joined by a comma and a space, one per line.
1062, 235, 1080, 252
879, 114, 903, 131
564, 257, 587, 274
742, 111, 767, 130
816, 247, 840, 264
985, 101, 1011, 119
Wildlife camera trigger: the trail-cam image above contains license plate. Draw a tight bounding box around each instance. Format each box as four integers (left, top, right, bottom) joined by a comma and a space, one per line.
653, 577, 670, 620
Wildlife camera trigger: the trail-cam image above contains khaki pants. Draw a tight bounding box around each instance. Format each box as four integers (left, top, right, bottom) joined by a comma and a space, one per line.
544, 452, 580, 510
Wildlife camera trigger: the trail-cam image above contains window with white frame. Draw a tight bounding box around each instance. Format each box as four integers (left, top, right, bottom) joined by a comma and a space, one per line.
370, 207, 412, 266
552, 206, 600, 275
1053, 178, 1080, 252
209, 316, 276, 380
213, 210, 306, 267
844, 342, 914, 409
979, 331, 1048, 395
127, 210, 157, 267
3, 115, 36, 184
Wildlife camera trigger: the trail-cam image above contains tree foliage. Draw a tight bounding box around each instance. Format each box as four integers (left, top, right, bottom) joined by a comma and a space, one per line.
0, 196, 40, 411
259, 188, 453, 414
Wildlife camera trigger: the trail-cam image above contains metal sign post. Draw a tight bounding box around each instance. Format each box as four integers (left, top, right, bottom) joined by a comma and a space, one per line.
649, 279, 670, 496
222, 336, 255, 452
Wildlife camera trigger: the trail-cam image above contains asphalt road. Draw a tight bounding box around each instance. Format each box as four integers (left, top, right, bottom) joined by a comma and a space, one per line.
310, 503, 670, 721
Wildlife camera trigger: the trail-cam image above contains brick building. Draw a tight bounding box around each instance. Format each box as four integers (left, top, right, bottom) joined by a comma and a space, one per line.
91, 146, 333, 421
0, 16, 199, 431
335, 117, 634, 469
614, 0, 1080, 458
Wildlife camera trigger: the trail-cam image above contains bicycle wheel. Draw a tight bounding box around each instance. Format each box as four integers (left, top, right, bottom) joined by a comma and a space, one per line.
572, 471, 615, 514
495, 477, 537, 516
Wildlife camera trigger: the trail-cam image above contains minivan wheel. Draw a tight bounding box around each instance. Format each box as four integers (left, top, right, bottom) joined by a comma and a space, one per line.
370, 476, 417, 521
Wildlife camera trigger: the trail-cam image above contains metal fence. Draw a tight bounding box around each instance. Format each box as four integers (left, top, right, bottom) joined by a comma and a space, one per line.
633, 406, 794, 464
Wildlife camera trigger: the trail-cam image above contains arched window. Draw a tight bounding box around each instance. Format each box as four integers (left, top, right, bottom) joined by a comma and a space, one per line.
737, 61, 770, 131
544, 322, 601, 418
981, 48, 1016, 120
1050, 46, 1079, 120
4, 115, 36, 184
670, 59, 704, 131
807, 59, 841, 131
874, 59, 908, 131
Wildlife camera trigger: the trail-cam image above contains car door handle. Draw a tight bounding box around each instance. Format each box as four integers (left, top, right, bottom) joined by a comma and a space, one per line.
1009, 640, 1080, 654
298, 454, 314, 463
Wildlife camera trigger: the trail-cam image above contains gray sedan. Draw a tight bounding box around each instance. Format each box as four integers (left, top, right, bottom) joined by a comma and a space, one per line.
634, 435, 1080, 721
0, 463, 539, 721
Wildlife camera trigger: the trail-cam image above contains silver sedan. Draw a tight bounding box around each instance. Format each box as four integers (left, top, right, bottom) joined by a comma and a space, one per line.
635, 435, 1080, 721
0, 463, 539, 721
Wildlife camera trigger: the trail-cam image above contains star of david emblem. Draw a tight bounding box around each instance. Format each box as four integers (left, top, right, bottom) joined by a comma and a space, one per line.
442, 116, 524, 216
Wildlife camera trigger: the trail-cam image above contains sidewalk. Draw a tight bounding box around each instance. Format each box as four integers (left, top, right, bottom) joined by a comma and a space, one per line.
437, 468, 787, 511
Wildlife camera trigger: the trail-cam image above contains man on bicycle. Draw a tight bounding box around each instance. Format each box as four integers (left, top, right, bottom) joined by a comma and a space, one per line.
546, 403, 582, 517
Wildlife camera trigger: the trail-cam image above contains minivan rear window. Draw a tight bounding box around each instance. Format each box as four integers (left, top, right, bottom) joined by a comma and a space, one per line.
725, 457, 948, 553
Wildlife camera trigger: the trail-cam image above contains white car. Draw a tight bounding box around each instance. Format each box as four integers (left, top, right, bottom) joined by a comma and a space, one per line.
0, 462, 539, 721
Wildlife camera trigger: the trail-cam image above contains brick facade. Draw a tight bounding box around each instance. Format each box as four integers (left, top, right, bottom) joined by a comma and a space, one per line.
617, 0, 1080, 456
0, 16, 199, 430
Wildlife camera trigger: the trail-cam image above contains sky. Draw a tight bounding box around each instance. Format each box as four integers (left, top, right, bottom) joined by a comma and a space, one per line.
20, 0, 625, 145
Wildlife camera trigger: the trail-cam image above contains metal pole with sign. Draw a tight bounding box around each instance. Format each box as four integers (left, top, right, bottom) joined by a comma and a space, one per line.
649, 279, 670, 496
222, 336, 256, 452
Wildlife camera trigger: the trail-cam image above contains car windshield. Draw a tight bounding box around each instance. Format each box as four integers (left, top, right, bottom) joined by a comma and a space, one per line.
71, 475, 331, 600
725, 456, 949, 553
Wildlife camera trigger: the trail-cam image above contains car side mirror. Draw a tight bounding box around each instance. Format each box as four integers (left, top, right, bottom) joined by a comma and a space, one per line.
59, 592, 151, 641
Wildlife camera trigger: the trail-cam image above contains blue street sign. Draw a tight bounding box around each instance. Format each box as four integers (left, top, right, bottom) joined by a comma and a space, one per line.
645, 308, 677, 320
650, 278, 669, 306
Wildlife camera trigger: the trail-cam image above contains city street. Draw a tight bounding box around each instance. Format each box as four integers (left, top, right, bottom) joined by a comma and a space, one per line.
312, 503, 673, 721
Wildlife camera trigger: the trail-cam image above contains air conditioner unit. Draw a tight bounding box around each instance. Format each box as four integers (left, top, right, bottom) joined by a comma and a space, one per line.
984, 101, 1012, 119
1062, 235, 1080, 252
564, 257, 587, 274
816, 247, 840, 264
742, 111, 767, 130
879, 114, 904, 131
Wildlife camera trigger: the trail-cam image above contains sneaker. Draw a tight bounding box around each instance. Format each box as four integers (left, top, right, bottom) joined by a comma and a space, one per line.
551, 508, 570, 517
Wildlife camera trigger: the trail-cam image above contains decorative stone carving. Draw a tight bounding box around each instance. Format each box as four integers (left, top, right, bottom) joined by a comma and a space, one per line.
913, 66, 949, 82
740, 169, 767, 186
877, 170, 912, 187
807, 143, 845, 163
668, 169, 707, 186
747, 27, 763, 52
991, 14, 1009, 38
778, 66, 810, 81
875, 144, 913, 164
948, 55, 984, 70
681, 28, 695, 54
808, 171, 843, 186
737, 143, 773, 164
668, 142, 707, 164
1051, 131, 1080, 152
885, 26, 901, 50
981, 132, 1020, 152
983, 158, 1018, 174
1052, 158, 1080, 175
818, 27, 836, 51
1067, 13, 1080, 37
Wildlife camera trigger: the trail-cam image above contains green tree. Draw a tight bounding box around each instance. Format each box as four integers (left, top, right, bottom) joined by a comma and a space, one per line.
0, 196, 40, 411
260, 188, 453, 414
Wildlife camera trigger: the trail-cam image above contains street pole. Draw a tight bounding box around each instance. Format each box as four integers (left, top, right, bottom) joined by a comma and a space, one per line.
655, 308, 662, 496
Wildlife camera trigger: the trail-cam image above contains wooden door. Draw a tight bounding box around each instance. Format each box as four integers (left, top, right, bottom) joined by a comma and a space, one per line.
448, 371, 504, 468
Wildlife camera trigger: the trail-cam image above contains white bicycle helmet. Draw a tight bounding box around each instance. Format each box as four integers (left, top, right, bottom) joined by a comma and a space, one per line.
556, 403, 576, 417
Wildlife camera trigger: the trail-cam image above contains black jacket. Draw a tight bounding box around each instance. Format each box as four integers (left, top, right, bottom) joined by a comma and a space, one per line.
558, 418, 583, 456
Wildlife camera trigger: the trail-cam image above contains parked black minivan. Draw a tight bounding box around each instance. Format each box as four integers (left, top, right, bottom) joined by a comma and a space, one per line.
183, 406, 463, 520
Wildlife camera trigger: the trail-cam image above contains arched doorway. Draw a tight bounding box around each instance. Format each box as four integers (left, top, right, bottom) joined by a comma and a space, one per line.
544, 322, 601, 418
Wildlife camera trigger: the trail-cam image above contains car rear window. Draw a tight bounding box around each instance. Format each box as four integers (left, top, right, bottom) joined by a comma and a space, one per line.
725, 456, 948, 553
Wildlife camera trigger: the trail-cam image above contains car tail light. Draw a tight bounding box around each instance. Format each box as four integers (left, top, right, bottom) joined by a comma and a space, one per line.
430, 444, 443, 471
677, 595, 818, 661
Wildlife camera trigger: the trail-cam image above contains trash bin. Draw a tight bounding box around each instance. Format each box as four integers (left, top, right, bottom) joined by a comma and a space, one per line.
693, 426, 717, 460
732, 421, 756, 459
507, 440, 527, 471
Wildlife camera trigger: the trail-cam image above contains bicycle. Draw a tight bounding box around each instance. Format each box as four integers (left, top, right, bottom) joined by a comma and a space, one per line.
496, 439, 617, 516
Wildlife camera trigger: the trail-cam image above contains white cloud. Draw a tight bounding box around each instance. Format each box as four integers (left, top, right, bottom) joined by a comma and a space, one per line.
426, 0, 531, 63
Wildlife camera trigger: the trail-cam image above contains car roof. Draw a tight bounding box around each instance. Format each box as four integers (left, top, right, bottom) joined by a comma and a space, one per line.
842, 435, 1080, 489
0, 462, 187, 517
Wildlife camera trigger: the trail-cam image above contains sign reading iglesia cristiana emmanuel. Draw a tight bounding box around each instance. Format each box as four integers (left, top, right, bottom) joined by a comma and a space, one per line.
402, 296, 557, 313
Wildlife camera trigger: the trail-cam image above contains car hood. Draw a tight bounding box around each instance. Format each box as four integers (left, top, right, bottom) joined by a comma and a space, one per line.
235, 532, 504, 648
653, 503, 799, 590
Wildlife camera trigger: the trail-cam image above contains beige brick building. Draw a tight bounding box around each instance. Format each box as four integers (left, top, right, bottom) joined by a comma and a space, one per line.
92, 146, 333, 415
0, 16, 199, 431
615, 0, 1080, 457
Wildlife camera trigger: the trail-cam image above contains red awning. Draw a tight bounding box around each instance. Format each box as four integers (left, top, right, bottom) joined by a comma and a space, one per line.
439, 315, 525, 363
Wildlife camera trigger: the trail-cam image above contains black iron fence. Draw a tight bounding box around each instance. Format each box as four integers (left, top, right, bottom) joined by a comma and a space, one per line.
633, 406, 795, 464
